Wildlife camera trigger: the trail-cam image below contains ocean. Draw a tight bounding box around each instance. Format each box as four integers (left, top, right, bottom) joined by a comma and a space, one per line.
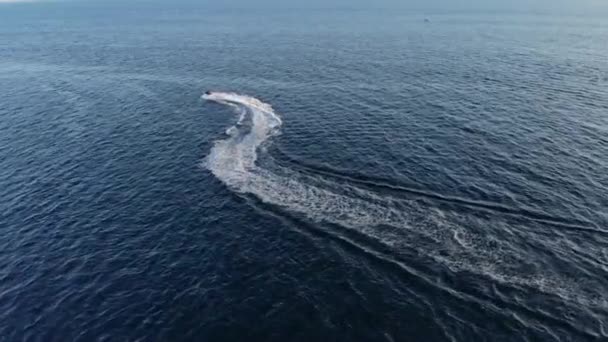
1, 2, 607, 341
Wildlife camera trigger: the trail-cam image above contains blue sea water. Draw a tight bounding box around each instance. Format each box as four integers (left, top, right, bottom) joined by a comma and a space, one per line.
1, 2, 607, 341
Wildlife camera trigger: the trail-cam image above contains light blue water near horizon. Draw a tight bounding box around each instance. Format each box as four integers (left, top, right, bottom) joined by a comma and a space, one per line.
1, 2, 608, 341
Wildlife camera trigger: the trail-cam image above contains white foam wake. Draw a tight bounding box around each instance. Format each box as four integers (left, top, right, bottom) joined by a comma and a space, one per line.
202, 92, 282, 189
201, 92, 607, 311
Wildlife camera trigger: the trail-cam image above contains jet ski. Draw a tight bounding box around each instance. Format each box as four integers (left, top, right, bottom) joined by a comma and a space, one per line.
204, 91, 212, 95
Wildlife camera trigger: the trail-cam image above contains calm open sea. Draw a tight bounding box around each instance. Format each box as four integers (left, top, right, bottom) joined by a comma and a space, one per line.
1, 2, 607, 341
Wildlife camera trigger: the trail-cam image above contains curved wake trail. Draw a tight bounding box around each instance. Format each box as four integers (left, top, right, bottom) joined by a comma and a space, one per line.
202, 92, 406, 229
203, 92, 282, 189
201, 92, 608, 316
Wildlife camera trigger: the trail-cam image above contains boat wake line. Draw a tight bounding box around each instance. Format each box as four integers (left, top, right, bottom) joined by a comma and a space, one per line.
201, 91, 608, 311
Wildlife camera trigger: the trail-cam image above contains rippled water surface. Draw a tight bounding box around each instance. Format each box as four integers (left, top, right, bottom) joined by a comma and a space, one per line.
1, 2, 607, 341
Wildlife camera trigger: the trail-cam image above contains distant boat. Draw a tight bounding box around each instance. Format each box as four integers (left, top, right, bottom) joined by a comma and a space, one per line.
424, 18, 430, 23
